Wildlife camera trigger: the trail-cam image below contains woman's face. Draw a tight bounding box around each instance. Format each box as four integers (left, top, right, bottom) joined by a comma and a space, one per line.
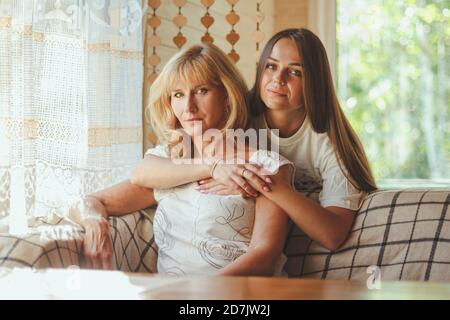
259, 38, 304, 113
170, 81, 228, 137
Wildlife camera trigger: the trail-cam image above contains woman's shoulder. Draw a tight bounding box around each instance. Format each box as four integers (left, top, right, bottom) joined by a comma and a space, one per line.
282, 121, 335, 159
291, 119, 330, 146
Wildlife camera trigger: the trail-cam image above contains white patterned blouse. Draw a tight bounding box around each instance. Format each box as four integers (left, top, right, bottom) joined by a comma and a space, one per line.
145, 145, 294, 276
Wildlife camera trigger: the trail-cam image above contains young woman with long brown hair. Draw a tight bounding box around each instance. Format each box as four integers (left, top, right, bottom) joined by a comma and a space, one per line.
196, 28, 377, 251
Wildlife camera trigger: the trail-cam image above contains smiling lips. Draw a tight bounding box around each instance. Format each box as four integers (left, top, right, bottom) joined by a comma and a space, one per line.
266, 87, 287, 97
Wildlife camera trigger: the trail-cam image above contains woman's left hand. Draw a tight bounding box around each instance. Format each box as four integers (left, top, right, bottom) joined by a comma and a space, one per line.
197, 163, 274, 196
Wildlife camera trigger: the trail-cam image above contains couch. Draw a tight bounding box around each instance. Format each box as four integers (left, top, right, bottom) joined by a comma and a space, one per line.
1, 188, 449, 282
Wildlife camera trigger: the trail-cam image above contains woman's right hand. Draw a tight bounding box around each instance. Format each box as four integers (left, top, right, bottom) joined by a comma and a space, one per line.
197, 162, 273, 197
69, 197, 113, 270
82, 216, 113, 270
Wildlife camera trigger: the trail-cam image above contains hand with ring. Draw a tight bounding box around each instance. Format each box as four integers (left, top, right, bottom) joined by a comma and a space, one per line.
196, 162, 273, 197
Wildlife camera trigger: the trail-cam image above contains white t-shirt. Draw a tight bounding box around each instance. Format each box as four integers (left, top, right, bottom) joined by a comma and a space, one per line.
255, 115, 366, 211
145, 146, 294, 276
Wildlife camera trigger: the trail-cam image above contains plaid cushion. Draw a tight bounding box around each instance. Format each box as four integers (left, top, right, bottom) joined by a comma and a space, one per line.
284, 189, 450, 281
109, 188, 449, 281
1, 189, 448, 282
0, 210, 157, 272
0, 215, 83, 268
109, 209, 157, 273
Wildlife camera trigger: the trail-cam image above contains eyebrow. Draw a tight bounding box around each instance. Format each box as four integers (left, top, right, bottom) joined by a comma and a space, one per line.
193, 84, 209, 89
267, 56, 304, 67
171, 84, 209, 92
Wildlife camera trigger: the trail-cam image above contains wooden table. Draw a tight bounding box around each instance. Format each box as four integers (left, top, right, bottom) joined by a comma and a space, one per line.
133, 274, 450, 300
1, 268, 449, 299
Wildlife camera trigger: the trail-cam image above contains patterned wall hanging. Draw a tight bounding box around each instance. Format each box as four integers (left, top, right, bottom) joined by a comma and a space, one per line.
200, 0, 215, 44
226, 0, 240, 63
252, 0, 265, 63
172, 0, 187, 49
146, 0, 162, 85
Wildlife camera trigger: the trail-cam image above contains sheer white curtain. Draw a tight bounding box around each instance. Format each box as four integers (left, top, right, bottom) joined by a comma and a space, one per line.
0, 0, 145, 232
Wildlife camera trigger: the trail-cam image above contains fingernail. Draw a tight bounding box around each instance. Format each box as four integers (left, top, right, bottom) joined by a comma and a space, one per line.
265, 178, 273, 184
263, 186, 270, 192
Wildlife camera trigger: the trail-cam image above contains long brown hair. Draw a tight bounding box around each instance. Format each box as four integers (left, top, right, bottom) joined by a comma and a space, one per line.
249, 28, 377, 192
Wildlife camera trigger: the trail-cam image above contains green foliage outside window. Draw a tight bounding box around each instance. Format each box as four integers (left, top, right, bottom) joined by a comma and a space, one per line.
337, 0, 449, 185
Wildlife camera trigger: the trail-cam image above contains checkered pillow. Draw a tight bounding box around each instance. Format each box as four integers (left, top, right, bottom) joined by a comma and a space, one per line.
0, 215, 83, 268
0, 209, 157, 272
109, 189, 450, 280
109, 209, 157, 273
284, 189, 450, 281
2, 189, 448, 282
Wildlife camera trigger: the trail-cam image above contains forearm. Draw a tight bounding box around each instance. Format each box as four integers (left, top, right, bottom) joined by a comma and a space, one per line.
218, 247, 278, 276
219, 194, 288, 277
263, 185, 352, 251
131, 156, 211, 188
70, 180, 155, 227
89, 180, 156, 216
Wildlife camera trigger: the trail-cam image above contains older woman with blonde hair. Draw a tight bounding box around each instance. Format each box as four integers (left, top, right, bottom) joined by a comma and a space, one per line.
71, 43, 294, 276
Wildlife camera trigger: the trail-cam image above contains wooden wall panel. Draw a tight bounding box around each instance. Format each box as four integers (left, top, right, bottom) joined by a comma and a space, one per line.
146, 0, 274, 86
274, 0, 308, 32
143, 0, 275, 148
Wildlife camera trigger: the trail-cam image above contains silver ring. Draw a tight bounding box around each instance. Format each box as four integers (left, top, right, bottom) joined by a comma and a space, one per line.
241, 168, 247, 177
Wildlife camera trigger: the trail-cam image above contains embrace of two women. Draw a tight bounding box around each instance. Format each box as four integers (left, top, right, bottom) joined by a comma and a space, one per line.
69, 28, 377, 276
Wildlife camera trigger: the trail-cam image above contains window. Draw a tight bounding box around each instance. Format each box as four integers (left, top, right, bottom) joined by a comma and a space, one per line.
336, 0, 449, 187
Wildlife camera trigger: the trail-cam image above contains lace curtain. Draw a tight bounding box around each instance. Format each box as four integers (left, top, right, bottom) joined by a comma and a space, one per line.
0, 0, 145, 232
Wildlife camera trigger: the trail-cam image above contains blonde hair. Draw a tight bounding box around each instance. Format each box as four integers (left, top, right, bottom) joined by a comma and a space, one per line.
249, 28, 377, 192
147, 43, 249, 147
